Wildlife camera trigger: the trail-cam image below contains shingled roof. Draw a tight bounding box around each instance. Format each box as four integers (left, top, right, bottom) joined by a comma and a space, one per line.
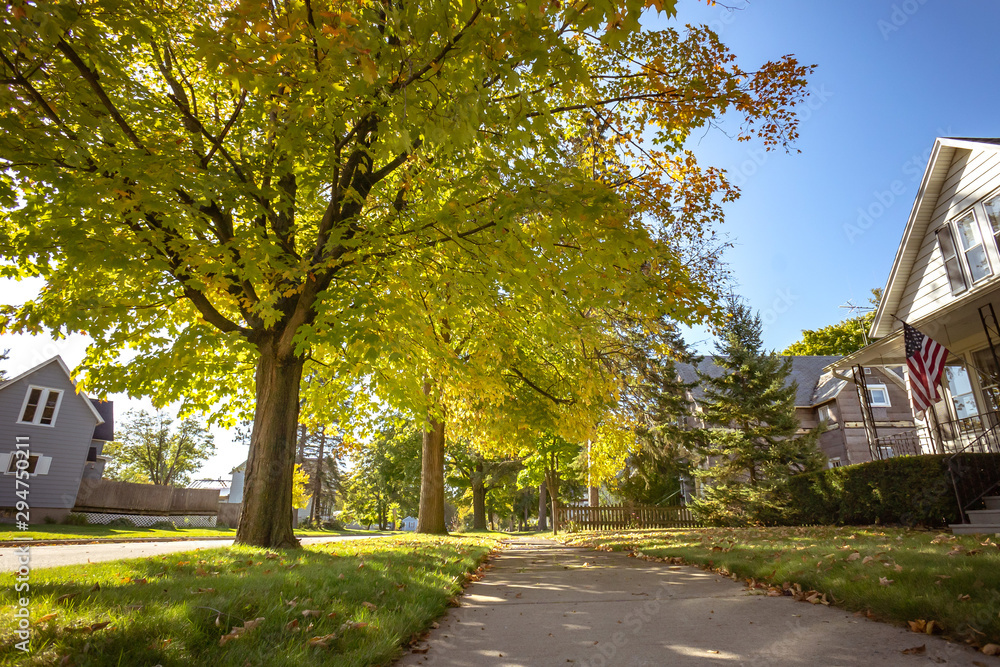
677, 355, 844, 408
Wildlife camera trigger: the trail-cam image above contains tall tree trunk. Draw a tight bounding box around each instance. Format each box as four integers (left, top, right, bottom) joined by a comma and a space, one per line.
537, 481, 548, 531
296, 423, 308, 464
472, 461, 488, 530
235, 337, 304, 548
589, 486, 600, 507
310, 427, 326, 524
545, 462, 560, 535
417, 383, 447, 534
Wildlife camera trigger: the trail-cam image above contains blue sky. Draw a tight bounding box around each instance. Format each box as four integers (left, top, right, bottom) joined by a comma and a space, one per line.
3, 1, 999, 477
658, 0, 1000, 353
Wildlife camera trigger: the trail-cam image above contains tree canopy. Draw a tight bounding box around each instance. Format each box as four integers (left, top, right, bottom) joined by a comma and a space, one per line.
783, 289, 882, 357
1, 0, 813, 546
103, 409, 215, 486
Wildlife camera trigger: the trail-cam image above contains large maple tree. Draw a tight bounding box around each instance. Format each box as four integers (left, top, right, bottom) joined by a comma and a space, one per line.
0, 0, 812, 546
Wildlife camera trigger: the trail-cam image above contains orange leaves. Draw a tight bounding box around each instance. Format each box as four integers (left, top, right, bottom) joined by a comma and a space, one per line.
907, 619, 941, 635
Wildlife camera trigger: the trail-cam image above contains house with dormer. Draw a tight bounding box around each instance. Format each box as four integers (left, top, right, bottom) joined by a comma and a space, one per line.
0, 356, 114, 523
828, 137, 1000, 532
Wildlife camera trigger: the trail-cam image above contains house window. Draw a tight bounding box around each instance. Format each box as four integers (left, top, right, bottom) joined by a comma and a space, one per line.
953, 211, 992, 283
818, 405, 833, 423
937, 225, 967, 294
829, 457, 842, 468
983, 195, 1000, 254
945, 365, 979, 420
2, 453, 51, 475
866, 384, 891, 407
18, 386, 63, 426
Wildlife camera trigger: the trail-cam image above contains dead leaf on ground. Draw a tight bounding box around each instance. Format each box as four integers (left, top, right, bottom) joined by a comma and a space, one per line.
361, 602, 377, 611
285, 619, 300, 632
307, 633, 337, 648
219, 617, 266, 646
879, 577, 894, 586
901, 645, 926, 655
301, 610, 322, 618
36, 613, 58, 624
982, 644, 1000, 656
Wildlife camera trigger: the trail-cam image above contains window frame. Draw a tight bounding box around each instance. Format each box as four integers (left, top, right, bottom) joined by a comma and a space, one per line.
818, 404, 833, 423
951, 209, 993, 284
1, 452, 52, 476
937, 224, 968, 295
866, 383, 891, 408
16, 385, 63, 427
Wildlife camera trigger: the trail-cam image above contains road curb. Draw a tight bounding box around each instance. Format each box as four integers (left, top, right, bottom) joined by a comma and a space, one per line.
0, 533, 380, 548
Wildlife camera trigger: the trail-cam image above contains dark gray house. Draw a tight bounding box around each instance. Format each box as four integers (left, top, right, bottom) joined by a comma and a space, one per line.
0, 356, 114, 523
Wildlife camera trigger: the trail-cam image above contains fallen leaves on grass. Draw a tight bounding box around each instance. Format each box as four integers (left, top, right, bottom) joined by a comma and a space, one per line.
306, 633, 337, 648
219, 617, 265, 646
879, 577, 894, 587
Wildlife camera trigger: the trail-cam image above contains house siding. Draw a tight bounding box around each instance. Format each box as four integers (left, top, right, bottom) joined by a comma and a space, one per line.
897, 147, 1000, 324
0, 362, 100, 510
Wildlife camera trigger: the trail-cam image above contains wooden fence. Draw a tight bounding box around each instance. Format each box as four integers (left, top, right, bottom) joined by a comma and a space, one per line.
74, 478, 220, 515
555, 504, 698, 531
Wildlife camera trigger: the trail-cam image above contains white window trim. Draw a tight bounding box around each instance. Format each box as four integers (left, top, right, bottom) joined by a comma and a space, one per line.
818, 405, 833, 423
951, 209, 993, 284
16, 385, 64, 427
1, 452, 52, 476
829, 457, 842, 468
866, 383, 891, 408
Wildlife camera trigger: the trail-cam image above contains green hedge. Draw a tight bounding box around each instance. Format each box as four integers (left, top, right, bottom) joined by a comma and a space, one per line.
774, 453, 1000, 528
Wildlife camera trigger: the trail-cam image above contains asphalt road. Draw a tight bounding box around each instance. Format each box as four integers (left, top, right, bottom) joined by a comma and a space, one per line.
0, 534, 381, 571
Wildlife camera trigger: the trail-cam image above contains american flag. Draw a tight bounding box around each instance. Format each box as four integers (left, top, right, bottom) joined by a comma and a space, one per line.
904, 322, 950, 414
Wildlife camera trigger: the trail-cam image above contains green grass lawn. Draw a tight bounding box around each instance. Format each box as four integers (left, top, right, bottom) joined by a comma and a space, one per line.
561, 526, 1000, 648
0, 525, 379, 542
1, 534, 497, 666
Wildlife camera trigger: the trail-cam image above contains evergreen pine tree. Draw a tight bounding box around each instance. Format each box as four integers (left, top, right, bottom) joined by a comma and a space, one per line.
693, 295, 824, 524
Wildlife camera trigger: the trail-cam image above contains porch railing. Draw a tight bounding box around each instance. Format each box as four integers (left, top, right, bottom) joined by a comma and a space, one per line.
940, 411, 1000, 522
871, 430, 924, 459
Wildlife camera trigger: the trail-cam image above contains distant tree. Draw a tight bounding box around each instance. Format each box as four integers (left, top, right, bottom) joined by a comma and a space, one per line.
341, 420, 421, 530
614, 324, 698, 506
447, 445, 521, 531
291, 463, 310, 510
693, 296, 824, 525
104, 410, 215, 486
783, 289, 882, 356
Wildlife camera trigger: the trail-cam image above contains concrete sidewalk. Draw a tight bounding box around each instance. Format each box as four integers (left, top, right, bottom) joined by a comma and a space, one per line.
396, 537, 989, 667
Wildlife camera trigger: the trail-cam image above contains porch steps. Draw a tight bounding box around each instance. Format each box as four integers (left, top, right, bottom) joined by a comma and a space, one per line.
950, 497, 1000, 535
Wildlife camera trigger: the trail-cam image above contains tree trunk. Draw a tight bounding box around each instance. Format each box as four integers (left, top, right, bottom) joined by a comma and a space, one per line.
310, 428, 326, 524
537, 481, 548, 531
545, 464, 560, 535
235, 338, 304, 548
417, 384, 447, 534
472, 461, 488, 530
296, 423, 308, 464
589, 486, 600, 507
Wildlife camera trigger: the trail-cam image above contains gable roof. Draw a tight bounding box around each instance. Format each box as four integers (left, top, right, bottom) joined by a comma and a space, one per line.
677, 355, 843, 408
0, 356, 105, 425
871, 137, 1000, 339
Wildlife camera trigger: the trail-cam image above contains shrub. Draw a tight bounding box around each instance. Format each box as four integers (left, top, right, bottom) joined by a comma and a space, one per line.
150, 520, 177, 530
63, 513, 88, 526
774, 453, 1000, 527
105, 517, 136, 528
322, 518, 345, 531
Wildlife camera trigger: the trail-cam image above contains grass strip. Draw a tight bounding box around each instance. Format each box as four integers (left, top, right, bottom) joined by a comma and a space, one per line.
561, 526, 1000, 648
1, 534, 498, 666
0, 525, 377, 542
